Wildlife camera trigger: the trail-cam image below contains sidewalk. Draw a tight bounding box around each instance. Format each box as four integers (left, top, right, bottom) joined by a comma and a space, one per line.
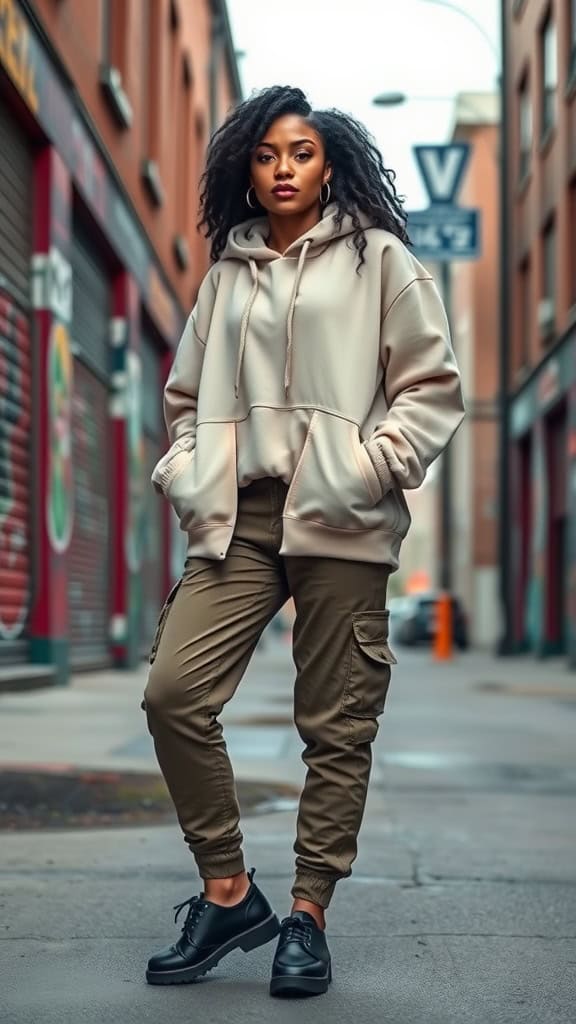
1, 635, 575, 1023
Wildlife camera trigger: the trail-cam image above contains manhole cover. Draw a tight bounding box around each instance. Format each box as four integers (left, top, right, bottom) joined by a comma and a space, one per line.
0, 769, 300, 830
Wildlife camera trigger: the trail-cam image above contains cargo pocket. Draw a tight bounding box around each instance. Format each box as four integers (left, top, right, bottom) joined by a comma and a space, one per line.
148, 579, 182, 666
341, 611, 397, 744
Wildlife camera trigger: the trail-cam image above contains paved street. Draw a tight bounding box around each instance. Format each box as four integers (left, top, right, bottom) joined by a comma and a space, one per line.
1, 632, 575, 1023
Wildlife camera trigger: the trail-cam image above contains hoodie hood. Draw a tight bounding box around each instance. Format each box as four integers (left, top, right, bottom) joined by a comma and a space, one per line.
220, 204, 373, 398
220, 203, 373, 263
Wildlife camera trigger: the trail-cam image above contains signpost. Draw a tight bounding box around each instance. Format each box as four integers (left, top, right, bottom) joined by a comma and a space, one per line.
407, 143, 481, 263
407, 143, 481, 609
407, 207, 480, 262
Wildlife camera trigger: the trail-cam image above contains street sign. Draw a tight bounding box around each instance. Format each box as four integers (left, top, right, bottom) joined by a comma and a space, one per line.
413, 144, 471, 206
407, 207, 480, 262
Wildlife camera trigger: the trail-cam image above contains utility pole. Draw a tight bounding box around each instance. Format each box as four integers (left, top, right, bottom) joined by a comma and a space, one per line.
439, 261, 453, 592
497, 0, 512, 653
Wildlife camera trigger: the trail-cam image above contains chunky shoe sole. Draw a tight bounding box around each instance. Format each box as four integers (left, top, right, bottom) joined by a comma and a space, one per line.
146, 911, 280, 985
270, 962, 332, 998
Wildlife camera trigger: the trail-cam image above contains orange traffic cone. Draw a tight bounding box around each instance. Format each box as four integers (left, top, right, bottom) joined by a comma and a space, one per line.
433, 592, 453, 660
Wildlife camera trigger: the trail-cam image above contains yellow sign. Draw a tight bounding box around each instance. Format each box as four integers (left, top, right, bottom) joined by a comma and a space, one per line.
0, 0, 39, 113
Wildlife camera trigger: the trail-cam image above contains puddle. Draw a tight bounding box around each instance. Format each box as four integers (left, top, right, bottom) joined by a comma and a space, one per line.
0, 769, 300, 830
378, 753, 576, 794
476, 681, 576, 700
383, 752, 473, 769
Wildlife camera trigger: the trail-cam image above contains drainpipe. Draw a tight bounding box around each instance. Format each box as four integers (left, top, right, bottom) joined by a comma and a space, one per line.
497, 0, 513, 654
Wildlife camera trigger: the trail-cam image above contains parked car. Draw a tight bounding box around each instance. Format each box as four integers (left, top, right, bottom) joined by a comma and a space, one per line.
389, 592, 469, 650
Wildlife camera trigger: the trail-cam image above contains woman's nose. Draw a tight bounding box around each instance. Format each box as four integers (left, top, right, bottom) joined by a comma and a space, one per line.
275, 157, 292, 178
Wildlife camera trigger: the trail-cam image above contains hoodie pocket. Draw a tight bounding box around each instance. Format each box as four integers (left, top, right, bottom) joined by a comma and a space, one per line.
285, 411, 401, 533
167, 420, 236, 533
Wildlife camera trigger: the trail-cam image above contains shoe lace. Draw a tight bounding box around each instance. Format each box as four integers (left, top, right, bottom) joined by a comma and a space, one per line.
173, 895, 208, 935
281, 917, 313, 946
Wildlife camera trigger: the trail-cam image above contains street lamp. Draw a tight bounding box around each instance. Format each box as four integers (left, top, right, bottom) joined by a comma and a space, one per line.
372, 91, 499, 127
374, 92, 458, 106
373, 91, 410, 107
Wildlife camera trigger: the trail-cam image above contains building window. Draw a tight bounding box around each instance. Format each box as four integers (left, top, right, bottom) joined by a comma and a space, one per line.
99, 0, 133, 128
141, 0, 166, 206
540, 11, 557, 139
540, 220, 556, 341
101, 0, 110, 60
518, 74, 532, 181
173, 56, 193, 271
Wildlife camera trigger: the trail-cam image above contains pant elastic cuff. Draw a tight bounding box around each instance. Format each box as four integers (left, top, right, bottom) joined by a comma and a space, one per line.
291, 871, 338, 910
194, 852, 246, 880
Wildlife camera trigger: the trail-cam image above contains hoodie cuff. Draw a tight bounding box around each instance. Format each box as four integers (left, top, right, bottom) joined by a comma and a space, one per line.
151, 440, 194, 496
364, 438, 393, 494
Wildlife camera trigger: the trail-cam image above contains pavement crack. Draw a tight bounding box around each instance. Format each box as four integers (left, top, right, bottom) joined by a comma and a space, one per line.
409, 845, 423, 887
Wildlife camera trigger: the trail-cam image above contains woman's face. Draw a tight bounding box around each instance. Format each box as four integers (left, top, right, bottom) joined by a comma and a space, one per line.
250, 114, 331, 218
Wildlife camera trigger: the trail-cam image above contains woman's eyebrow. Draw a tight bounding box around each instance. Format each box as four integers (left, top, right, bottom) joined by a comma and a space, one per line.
256, 138, 317, 148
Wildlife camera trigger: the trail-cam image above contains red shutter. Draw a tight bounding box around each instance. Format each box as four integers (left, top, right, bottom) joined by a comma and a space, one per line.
0, 103, 34, 665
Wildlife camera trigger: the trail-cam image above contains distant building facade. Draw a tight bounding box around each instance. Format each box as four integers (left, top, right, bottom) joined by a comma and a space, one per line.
0, 0, 241, 684
449, 93, 500, 649
401, 96, 500, 649
505, 0, 576, 664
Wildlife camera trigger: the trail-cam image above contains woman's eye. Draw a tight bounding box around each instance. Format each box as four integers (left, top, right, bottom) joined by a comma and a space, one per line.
295, 152, 312, 161
256, 154, 273, 163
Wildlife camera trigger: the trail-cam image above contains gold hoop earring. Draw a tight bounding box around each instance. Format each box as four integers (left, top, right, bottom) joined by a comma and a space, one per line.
320, 182, 331, 205
246, 186, 257, 209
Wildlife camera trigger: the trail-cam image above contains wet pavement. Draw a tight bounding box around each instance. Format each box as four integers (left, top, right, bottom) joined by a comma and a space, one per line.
0, 635, 575, 1022
0, 767, 300, 830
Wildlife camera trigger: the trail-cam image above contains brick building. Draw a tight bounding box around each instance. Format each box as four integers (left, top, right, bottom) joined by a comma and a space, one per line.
505, 0, 576, 664
0, 0, 241, 685
449, 93, 500, 649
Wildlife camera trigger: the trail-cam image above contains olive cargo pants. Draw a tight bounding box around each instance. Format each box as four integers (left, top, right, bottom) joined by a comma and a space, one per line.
143, 476, 396, 909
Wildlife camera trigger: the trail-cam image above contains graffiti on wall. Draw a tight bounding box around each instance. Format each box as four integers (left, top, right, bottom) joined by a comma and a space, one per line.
0, 290, 31, 639
47, 321, 74, 552
0, 0, 39, 114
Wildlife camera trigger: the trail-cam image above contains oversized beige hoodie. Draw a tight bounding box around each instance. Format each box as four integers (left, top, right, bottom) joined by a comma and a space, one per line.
152, 204, 464, 569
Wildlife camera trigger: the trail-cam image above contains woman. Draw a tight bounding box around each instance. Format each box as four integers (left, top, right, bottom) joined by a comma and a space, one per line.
143, 84, 464, 997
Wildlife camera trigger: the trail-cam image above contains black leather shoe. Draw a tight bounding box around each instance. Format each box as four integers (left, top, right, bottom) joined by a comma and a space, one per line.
270, 911, 332, 997
146, 867, 280, 985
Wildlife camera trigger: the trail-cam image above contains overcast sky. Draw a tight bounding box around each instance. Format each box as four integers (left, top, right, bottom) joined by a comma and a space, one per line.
226, 0, 500, 210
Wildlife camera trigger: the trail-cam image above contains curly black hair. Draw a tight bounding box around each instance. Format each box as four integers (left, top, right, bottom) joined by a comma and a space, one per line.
198, 85, 409, 268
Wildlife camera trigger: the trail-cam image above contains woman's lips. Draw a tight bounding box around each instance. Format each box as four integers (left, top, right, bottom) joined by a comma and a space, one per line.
272, 187, 298, 199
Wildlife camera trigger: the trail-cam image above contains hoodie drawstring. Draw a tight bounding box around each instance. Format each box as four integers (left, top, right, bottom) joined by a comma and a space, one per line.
284, 239, 311, 396
234, 258, 259, 399
234, 239, 312, 400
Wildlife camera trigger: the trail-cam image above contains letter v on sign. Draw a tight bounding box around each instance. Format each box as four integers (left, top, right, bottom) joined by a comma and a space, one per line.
413, 144, 471, 206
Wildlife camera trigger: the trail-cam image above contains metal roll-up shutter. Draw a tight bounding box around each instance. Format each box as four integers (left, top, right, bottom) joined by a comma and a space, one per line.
69, 221, 111, 667
141, 326, 164, 654
0, 102, 33, 305
0, 102, 34, 666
